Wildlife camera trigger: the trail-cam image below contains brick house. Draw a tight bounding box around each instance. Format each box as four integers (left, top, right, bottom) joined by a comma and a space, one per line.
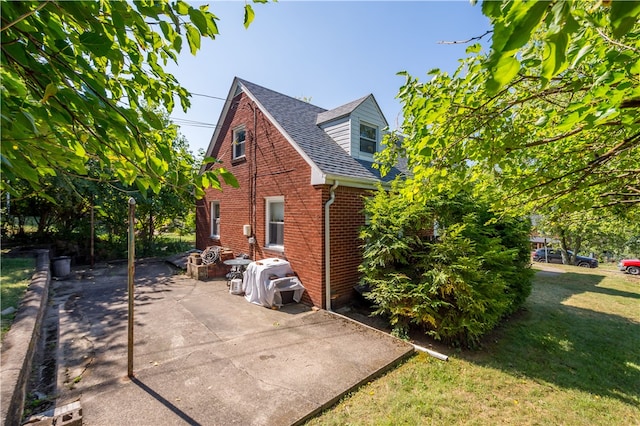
196, 78, 402, 309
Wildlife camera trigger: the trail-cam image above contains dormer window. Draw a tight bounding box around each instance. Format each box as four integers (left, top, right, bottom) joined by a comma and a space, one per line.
233, 126, 246, 159
359, 123, 377, 154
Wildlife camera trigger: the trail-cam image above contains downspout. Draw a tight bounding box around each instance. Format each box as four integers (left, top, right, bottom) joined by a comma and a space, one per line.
324, 180, 339, 311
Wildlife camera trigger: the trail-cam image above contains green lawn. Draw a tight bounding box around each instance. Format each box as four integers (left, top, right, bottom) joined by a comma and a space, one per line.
307, 264, 640, 425
1, 255, 35, 339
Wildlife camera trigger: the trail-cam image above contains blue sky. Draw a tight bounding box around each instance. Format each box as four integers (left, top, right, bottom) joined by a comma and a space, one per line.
167, 1, 491, 154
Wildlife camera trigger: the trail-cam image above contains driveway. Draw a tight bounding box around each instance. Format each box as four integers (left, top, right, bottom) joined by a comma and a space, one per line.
49, 260, 413, 425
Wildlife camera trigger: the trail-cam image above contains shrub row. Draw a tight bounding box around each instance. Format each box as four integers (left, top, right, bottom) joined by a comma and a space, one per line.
359, 186, 533, 347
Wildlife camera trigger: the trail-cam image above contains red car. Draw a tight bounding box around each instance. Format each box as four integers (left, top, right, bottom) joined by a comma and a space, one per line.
618, 259, 640, 275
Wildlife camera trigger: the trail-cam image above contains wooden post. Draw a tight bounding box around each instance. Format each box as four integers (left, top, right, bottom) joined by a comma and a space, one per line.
127, 197, 136, 378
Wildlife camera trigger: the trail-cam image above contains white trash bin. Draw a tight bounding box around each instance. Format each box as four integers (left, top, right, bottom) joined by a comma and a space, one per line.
229, 278, 243, 295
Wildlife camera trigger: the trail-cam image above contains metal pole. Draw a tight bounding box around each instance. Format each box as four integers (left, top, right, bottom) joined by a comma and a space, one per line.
90, 201, 95, 269
128, 197, 136, 378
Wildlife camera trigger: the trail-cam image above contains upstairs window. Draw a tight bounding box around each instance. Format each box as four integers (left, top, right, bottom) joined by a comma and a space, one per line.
360, 123, 377, 154
233, 126, 246, 159
265, 196, 284, 250
210, 201, 220, 238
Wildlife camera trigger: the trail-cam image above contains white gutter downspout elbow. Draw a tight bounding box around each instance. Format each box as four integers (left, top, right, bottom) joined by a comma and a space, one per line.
324, 180, 339, 311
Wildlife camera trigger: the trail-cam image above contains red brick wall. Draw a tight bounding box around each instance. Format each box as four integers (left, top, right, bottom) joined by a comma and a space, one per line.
196, 92, 325, 306
328, 186, 371, 307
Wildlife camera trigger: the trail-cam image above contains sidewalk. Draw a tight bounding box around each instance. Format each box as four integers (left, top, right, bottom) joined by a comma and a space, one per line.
50, 260, 414, 425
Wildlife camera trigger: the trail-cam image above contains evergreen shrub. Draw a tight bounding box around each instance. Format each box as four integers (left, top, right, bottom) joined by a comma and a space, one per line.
359, 184, 533, 347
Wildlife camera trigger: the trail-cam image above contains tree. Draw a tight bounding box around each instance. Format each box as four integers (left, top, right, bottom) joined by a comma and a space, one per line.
535, 208, 640, 262
1, 1, 260, 198
359, 182, 533, 347
378, 1, 639, 214
134, 128, 197, 251
1, 112, 207, 260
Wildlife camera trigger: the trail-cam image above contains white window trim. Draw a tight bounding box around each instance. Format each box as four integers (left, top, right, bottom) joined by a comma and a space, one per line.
210, 200, 220, 238
232, 125, 246, 160
265, 196, 284, 251
359, 121, 378, 155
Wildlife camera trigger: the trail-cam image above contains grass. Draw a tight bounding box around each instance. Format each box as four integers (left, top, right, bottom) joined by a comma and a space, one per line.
1, 255, 36, 339
306, 264, 640, 425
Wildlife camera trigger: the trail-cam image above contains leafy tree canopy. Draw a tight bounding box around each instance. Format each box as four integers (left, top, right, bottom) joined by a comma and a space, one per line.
534, 207, 640, 261
379, 0, 639, 214
0, 0, 262, 198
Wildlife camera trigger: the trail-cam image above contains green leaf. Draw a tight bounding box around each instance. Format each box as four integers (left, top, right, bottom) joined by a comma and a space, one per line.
185, 24, 201, 55
159, 21, 176, 43
42, 83, 58, 104
570, 42, 592, 68
188, 8, 209, 34
0, 69, 28, 97
541, 31, 569, 84
244, 4, 255, 29
502, 1, 548, 52
79, 31, 112, 57
218, 167, 239, 188
481, 0, 502, 19
487, 54, 520, 93
466, 43, 482, 54
610, 0, 640, 39
174, 0, 190, 15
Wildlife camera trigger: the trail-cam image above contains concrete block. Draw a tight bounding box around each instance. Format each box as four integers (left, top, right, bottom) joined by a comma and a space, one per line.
54, 401, 82, 426
194, 264, 208, 280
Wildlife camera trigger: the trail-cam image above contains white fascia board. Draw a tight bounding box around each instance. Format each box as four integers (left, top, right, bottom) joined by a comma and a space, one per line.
320, 174, 388, 190
365, 94, 389, 128
311, 168, 326, 185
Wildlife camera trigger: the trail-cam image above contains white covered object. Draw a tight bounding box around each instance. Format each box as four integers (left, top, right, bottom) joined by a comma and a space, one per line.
269, 277, 305, 307
243, 258, 304, 307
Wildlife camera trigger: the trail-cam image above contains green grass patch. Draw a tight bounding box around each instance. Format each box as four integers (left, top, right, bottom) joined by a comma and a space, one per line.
306, 264, 640, 425
1, 256, 35, 339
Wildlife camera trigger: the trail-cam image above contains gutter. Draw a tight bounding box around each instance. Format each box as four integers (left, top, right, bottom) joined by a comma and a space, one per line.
324, 180, 339, 310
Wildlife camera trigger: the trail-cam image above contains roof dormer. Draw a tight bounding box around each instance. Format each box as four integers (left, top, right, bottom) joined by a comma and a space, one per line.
317, 94, 388, 160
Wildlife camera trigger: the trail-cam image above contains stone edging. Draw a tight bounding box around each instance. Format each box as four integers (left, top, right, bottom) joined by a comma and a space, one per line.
1, 250, 51, 426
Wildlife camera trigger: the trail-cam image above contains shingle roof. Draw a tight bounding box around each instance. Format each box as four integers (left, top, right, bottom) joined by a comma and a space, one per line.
316, 95, 369, 125
237, 78, 402, 184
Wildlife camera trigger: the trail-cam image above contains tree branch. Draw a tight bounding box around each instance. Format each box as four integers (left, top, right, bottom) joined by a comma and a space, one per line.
438, 30, 492, 45
0, 1, 51, 33
596, 28, 640, 54
522, 126, 585, 149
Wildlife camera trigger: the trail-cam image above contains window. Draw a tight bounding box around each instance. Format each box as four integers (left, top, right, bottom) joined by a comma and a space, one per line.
232, 127, 246, 159
265, 196, 284, 250
359, 122, 377, 154
210, 201, 220, 238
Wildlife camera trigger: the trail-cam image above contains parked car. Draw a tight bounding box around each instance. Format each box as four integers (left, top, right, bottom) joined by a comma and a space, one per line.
618, 259, 640, 275
532, 248, 599, 268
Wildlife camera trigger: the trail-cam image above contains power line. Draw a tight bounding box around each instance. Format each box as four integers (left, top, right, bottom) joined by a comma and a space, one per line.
170, 117, 217, 128
190, 92, 228, 102
171, 91, 227, 129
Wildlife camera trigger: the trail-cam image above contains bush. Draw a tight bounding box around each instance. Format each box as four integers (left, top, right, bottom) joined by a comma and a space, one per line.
359, 184, 533, 347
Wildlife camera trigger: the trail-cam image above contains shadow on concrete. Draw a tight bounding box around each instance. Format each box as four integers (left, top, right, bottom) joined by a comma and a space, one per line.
131, 377, 202, 426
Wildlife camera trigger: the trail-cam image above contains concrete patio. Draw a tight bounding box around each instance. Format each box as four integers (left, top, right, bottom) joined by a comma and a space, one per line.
45, 259, 414, 425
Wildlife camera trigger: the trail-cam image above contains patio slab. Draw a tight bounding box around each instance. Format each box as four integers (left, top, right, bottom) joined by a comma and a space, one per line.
51, 260, 414, 425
